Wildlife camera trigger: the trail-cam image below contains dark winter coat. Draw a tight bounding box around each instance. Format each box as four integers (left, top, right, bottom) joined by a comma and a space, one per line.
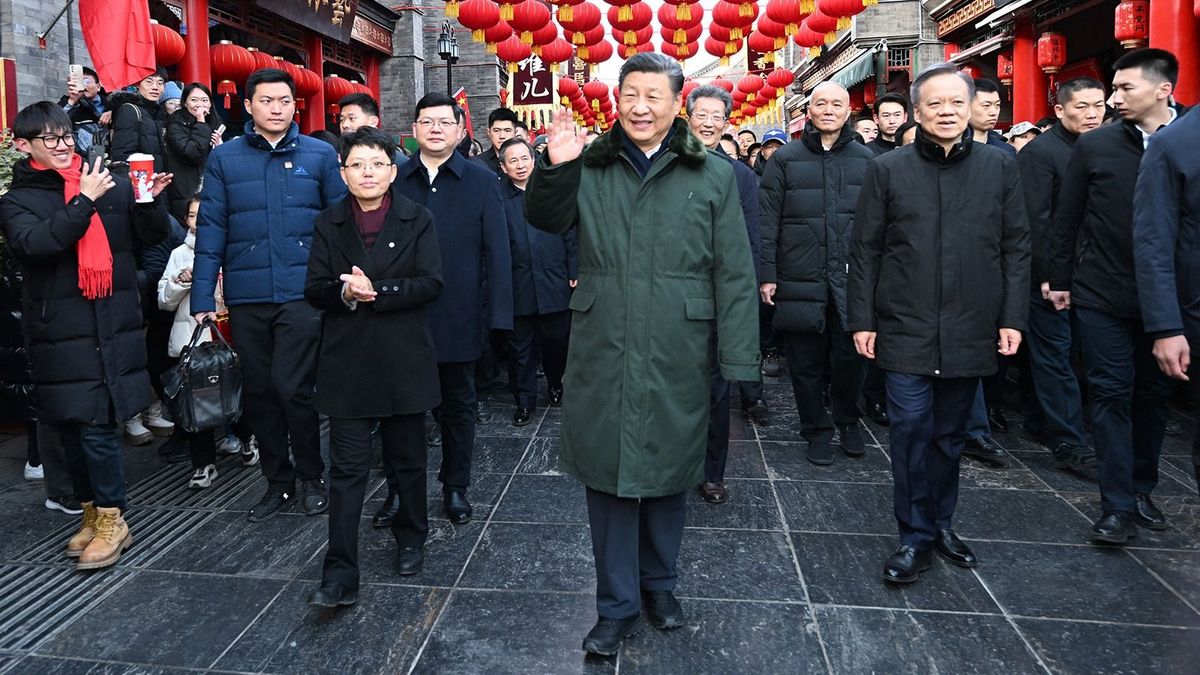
395, 150, 513, 362
847, 128, 1030, 378
108, 91, 164, 170
162, 109, 219, 221
981, 129, 1016, 155
475, 147, 502, 177
305, 192, 443, 418
760, 121, 874, 333
1047, 118, 1166, 318
0, 159, 169, 424
57, 92, 108, 128
502, 180, 578, 316
721, 153, 762, 279
192, 121, 347, 312
865, 136, 897, 155
524, 119, 760, 498
1016, 122, 1078, 284
1133, 107, 1200, 341
0, 247, 33, 424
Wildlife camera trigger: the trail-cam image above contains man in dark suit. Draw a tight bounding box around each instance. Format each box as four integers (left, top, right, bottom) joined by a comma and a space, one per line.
476, 107, 519, 176
395, 93, 513, 525
1134, 104, 1200, 498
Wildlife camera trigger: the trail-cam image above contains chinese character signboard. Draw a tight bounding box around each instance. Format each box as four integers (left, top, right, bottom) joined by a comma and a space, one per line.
512, 55, 554, 107
747, 47, 771, 77
351, 15, 393, 54
258, 0, 359, 42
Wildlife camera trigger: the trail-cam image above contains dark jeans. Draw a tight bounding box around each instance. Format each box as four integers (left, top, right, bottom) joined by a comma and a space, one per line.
778, 309, 866, 442
885, 372, 978, 548
1073, 307, 1172, 513
37, 421, 74, 500
57, 422, 126, 510
585, 487, 687, 619
507, 311, 569, 409
706, 355, 730, 483
1027, 292, 1089, 447
437, 361, 477, 491
323, 414, 427, 590
228, 302, 324, 492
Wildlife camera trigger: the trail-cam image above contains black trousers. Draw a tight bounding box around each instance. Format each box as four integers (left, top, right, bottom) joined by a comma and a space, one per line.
706, 354, 731, 483
323, 413, 427, 590
507, 311, 569, 409
436, 361, 477, 491
885, 372, 978, 548
778, 307, 866, 442
585, 487, 687, 619
1027, 290, 1089, 447
1074, 307, 1172, 513
144, 309, 175, 410
228, 302, 324, 492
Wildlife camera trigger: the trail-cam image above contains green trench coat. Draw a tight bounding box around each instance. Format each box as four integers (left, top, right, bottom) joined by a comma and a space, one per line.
524, 119, 761, 498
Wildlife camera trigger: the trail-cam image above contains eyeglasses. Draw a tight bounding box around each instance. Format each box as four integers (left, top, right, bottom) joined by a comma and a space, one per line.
691, 113, 726, 124
28, 134, 76, 148
416, 118, 458, 129
342, 160, 393, 172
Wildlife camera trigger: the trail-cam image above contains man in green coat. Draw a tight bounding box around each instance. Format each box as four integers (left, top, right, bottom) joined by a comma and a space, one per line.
524, 53, 760, 656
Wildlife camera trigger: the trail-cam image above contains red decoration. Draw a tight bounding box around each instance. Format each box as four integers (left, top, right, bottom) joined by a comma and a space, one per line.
210, 41, 255, 108
482, 21, 513, 54
664, 0, 698, 22
539, 38, 575, 71
583, 78, 610, 112
746, 30, 778, 56
495, 34, 532, 72
819, 0, 866, 30
658, 2, 702, 43
509, 0, 550, 44
531, 24, 560, 56
661, 41, 699, 60
1114, 0, 1149, 50
246, 47, 276, 72
661, 23, 702, 45
765, 0, 809, 35
560, 2, 602, 39
150, 21, 185, 67
710, 77, 735, 93
863, 83, 876, 106
805, 10, 840, 40
578, 38, 613, 66
496, 0, 522, 22
458, 0, 500, 42
766, 67, 795, 91
323, 74, 356, 119
737, 74, 764, 95
1037, 32, 1067, 74
997, 51, 1014, 86
756, 16, 790, 50
960, 64, 981, 80
550, 0, 586, 23
604, 0, 641, 23
793, 22, 828, 56
712, 1, 757, 42
608, 2, 652, 34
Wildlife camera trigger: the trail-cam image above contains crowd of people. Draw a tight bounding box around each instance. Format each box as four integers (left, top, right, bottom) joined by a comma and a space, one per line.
1, 46, 1198, 657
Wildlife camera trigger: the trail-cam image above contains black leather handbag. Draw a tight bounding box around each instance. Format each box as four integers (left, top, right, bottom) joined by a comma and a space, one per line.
163, 319, 242, 433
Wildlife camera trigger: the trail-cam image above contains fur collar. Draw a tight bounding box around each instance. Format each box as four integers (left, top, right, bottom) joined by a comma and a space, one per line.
583, 118, 708, 168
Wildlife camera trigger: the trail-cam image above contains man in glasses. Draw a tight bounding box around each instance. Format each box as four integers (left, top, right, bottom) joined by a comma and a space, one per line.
58, 66, 109, 160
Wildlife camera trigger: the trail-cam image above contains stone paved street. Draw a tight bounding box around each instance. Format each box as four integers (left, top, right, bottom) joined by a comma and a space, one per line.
0, 374, 1197, 674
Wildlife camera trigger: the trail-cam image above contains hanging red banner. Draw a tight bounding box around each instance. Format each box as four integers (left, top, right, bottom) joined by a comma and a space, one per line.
512, 54, 556, 106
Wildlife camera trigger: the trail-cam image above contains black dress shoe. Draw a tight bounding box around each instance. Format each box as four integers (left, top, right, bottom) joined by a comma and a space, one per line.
838, 424, 866, 457
987, 407, 1010, 434
1091, 511, 1138, 544
864, 401, 889, 426
761, 353, 783, 378
642, 590, 684, 630
934, 529, 978, 568
372, 490, 400, 528
882, 545, 932, 584
444, 490, 473, 524
1164, 418, 1183, 436
1052, 444, 1097, 476
1134, 494, 1168, 530
512, 407, 532, 426
300, 478, 329, 515
549, 385, 563, 406
307, 581, 357, 608
426, 422, 442, 447
963, 436, 1008, 467
805, 439, 834, 466
698, 482, 728, 504
742, 398, 769, 424
397, 546, 424, 576
475, 402, 492, 423
582, 614, 645, 656
248, 488, 292, 522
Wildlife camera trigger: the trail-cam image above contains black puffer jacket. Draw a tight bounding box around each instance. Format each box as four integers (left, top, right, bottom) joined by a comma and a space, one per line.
847, 128, 1030, 378
109, 91, 164, 170
162, 108, 218, 220
0, 159, 169, 425
0, 247, 33, 424
759, 121, 874, 333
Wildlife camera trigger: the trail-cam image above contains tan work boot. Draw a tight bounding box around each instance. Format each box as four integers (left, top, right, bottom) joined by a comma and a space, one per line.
76, 507, 132, 570
65, 501, 97, 558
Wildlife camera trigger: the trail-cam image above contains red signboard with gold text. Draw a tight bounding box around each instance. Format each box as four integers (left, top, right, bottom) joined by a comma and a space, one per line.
257, 0, 358, 42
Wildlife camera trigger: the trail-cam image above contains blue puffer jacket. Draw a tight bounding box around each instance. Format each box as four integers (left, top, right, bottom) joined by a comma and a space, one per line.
191, 122, 346, 312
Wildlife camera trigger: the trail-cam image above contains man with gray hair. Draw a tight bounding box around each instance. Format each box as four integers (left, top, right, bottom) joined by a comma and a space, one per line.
848, 63, 1029, 584
760, 81, 875, 467
686, 84, 766, 504
525, 52, 760, 656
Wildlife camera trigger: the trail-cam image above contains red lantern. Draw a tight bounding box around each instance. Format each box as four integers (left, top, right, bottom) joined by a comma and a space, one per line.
863, 83, 877, 106
793, 23, 827, 57
559, 1, 601, 34
657, 2, 702, 43
496, 0, 522, 21
1114, 0, 1149, 50
818, 0, 866, 30
531, 23, 560, 56
756, 16, 790, 50
539, 38, 575, 71
805, 10, 840, 41
661, 41, 699, 60
550, 0, 585, 23
583, 78, 610, 112
246, 47, 277, 73
150, 21, 185, 67
960, 64, 981, 80
210, 41, 255, 108
608, 2, 652, 35
997, 51, 1014, 86
578, 39, 613, 68
495, 34, 532, 72
712, 0, 757, 41
765, 0, 809, 35
664, 0, 698, 22
324, 74, 356, 119
458, 0, 500, 42
710, 77, 735, 93
737, 74, 764, 96
509, 0, 550, 44
604, 0, 641, 23
482, 22, 513, 54
1037, 32, 1067, 75
747, 30, 779, 57
767, 67, 795, 92
661, 23, 702, 46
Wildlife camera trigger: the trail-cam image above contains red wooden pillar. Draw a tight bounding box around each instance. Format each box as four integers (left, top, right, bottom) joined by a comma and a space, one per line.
365, 54, 381, 105
180, 0, 211, 85
1011, 18, 1049, 122
1149, 0, 1200, 104
302, 33, 325, 134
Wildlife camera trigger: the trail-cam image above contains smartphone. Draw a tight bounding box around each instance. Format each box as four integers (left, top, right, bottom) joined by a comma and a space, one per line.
68, 64, 83, 87
216, 124, 226, 136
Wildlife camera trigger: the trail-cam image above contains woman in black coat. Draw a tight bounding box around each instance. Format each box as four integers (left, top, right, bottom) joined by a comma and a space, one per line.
303, 127, 443, 608
163, 83, 223, 222
109, 69, 167, 170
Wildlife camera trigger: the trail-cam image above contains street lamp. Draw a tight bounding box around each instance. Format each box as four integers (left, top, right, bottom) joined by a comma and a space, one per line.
437, 20, 460, 96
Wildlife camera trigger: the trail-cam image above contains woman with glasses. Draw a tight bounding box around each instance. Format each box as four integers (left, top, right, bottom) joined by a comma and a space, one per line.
163, 83, 224, 223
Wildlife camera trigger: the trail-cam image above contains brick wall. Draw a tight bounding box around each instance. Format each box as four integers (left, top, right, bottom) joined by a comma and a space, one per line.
2, 0, 91, 111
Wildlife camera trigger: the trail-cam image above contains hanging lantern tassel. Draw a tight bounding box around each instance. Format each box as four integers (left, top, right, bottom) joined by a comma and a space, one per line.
592, 98, 600, 112
297, 98, 306, 110
740, 1, 754, 17
521, 30, 533, 43
508, 60, 520, 73
446, 0, 460, 18
837, 17, 851, 29
619, 5, 632, 21
558, 5, 573, 22
864, 0, 878, 5
720, 55, 730, 67
676, 4, 691, 21
217, 80, 236, 109
578, 45, 590, 59
472, 28, 485, 41
674, 28, 686, 43
731, 28, 743, 40
500, 3, 513, 20
800, 0, 814, 12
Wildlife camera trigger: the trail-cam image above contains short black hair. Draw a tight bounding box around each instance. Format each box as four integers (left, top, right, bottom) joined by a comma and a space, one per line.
618, 53, 684, 95
82, 66, 99, 80
720, 133, 736, 142
973, 78, 1002, 95
308, 129, 340, 148
1035, 116, 1058, 129
14, 101, 73, 139
487, 107, 519, 127
895, 120, 919, 141
1113, 48, 1179, 87
874, 92, 910, 115
737, 129, 756, 140
499, 137, 533, 160
1055, 77, 1106, 106
515, 119, 528, 132
415, 92, 465, 124
338, 93, 379, 118
339, 126, 397, 165
245, 68, 295, 99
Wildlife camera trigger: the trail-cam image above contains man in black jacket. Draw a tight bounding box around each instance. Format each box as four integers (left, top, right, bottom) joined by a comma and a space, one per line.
476, 107, 518, 176
1047, 48, 1181, 545
1018, 77, 1106, 476
849, 64, 1029, 585
58, 67, 109, 158
1134, 105, 1200, 498
761, 82, 874, 467
866, 92, 908, 155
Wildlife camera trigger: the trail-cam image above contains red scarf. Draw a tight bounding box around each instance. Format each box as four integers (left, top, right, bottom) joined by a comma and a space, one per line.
31, 154, 112, 299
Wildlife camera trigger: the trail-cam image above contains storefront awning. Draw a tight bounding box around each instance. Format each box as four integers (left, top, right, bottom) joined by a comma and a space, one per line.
974, 0, 1039, 29
832, 51, 875, 89
949, 34, 1011, 61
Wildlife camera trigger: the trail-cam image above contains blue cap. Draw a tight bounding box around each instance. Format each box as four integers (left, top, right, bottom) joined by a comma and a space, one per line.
761, 129, 788, 146
159, 81, 183, 103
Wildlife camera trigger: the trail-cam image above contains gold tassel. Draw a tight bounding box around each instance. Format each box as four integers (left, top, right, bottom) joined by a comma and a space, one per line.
619, 5, 631, 21
487, 42, 498, 54
500, 4, 513, 21
446, 0, 459, 18
472, 29, 484, 42
508, 61, 519, 73
557, 6, 573, 22
731, 27, 743, 41
521, 30, 532, 44
863, 0, 878, 5
624, 31, 636, 46
579, 45, 589, 59
725, 41, 738, 55
739, 1, 753, 17
674, 28, 685, 43
572, 32, 586, 45
800, 0, 814, 13
809, 46, 822, 57
823, 32, 836, 45
720, 55, 730, 66
677, 4, 691, 21
836, 17, 850, 30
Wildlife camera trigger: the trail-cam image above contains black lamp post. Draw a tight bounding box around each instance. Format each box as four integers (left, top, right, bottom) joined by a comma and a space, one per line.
437, 21, 460, 96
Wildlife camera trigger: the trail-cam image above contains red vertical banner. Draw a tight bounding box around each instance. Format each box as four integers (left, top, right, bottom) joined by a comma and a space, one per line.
453, 87, 473, 138
0, 59, 16, 129
746, 46, 771, 77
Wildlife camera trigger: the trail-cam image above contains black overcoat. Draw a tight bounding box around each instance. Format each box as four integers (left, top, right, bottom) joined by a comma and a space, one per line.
501, 180, 578, 316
